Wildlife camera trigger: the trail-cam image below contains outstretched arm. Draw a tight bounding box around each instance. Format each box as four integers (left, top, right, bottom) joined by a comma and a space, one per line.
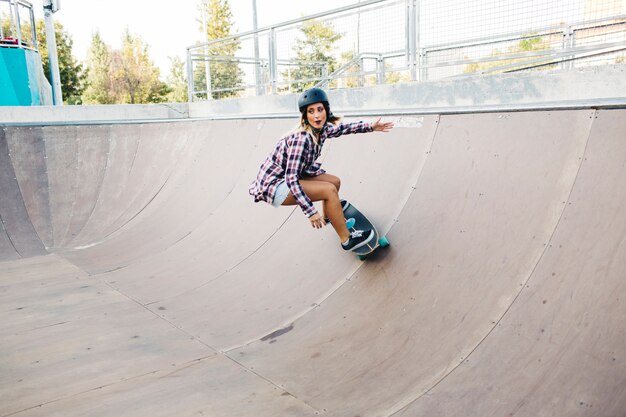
325, 119, 394, 138
372, 118, 394, 132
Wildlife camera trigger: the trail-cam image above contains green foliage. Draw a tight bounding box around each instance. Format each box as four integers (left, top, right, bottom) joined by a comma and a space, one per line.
337, 50, 362, 88
335, 52, 409, 89
285, 20, 343, 92
165, 56, 188, 102
193, 0, 243, 99
83, 29, 169, 104
82, 32, 114, 104
464, 35, 552, 74
112, 29, 169, 104
35, 20, 86, 105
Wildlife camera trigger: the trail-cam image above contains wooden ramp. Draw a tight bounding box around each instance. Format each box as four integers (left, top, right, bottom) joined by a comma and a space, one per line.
1, 109, 624, 416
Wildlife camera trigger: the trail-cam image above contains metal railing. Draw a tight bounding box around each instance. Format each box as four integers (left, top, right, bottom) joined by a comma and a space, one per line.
187, 0, 626, 102
0, 0, 37, 51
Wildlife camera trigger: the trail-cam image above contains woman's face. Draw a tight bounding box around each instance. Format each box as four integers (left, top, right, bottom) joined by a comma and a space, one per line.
306, 102, 326, 130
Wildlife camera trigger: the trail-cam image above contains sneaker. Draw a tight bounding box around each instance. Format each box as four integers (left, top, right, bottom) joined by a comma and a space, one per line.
341, 229, 375, 251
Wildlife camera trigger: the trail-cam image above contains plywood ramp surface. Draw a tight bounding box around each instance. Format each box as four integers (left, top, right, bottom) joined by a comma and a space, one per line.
0, 110, 624, 416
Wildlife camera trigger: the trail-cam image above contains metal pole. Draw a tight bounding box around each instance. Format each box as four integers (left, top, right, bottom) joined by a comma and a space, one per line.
43, 0, 63, 105
415, 0, 420, 81
357, 0, 361, 57
29, 4, 39, 49
565, 25, 575, 70
186, 48, 194, 102
202, 0, 211, 100
268, 28, 277, 94
408, 0, 418, 81
14, 0, 22, 47
252, 0, 262, 95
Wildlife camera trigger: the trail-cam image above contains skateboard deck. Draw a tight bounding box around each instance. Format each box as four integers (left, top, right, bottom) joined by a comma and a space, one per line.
342, 200, 390, 260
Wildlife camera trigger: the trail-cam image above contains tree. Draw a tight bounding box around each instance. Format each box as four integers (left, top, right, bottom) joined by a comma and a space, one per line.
165, 56, 188, 102
82, 31, 115, 104
464, 36, 553, 74
285, 20, 343, 92
82, 30, 170, 104
336, 51, 361, 88
111, 29, 169, 104
194, 0, 243, 99
35, 20, 86, 104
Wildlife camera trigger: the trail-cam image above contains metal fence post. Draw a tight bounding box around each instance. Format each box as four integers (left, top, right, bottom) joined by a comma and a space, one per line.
408, 0, 418, 81
43, 0, 63, 105
565, 25, 575, 70
252, 0, 263, 96
187, 49, 195, 102
201, 2, 212, 100
206, 58, 212, 100
377, 54, 385, 84
268, 28, 277, 94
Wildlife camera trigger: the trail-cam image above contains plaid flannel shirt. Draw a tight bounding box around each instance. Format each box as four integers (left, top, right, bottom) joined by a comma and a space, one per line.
249, 121, 373, 217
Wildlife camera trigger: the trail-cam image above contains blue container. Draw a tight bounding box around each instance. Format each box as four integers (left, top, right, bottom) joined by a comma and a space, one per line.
0, 47, 53, 106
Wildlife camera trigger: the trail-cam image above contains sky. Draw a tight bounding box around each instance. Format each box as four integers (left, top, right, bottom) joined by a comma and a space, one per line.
28, 0, 357, 78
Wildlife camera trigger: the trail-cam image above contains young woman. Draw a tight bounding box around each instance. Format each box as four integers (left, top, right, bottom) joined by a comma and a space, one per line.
249, 87, 394, 251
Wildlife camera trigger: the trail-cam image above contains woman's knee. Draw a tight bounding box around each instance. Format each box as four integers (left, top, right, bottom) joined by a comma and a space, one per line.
300, 179, 338, 201
321, 181, 339, 198
333, 176, 341, 191
305, 173, 341, 192
325, 174, 341, 191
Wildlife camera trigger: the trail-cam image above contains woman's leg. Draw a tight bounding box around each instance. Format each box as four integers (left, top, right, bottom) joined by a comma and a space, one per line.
302, 173, 341, 221
282, 179, 350, 243
305, 173, 341, 191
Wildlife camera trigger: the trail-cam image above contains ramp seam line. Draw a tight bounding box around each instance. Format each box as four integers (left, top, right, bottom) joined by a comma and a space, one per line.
3, 356, 215, 416
98, 278, 324, 416
383, 114, 440, 235
223, 353, 326, 415
3, 130, 49, 256
76, 132, 143, 247
222, 116, 442, 354
387, 109, 598, 417
0, 212, 19, 257
53, 127, 79, 248
225, 115, 442, 353
145, 207, 299, 305
67, 126, 112, 246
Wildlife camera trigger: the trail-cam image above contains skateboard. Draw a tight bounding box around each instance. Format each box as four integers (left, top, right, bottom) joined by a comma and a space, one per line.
341, 200, 390, 260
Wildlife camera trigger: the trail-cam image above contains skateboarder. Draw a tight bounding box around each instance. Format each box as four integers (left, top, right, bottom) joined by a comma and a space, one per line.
249, 87, 394, 251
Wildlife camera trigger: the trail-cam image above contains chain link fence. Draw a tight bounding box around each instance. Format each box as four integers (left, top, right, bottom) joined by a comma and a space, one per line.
187, 0, 626, 101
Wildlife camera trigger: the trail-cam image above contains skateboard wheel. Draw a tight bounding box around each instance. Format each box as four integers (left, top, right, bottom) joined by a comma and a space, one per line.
378, 236, 390, 247
358, 254, 368, 261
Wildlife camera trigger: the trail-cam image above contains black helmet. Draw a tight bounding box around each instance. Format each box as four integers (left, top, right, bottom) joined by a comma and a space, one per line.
298, 87, 329, 112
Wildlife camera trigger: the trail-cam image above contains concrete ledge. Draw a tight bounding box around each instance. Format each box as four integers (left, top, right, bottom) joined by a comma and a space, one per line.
1, 64, 625, 125
189, 64, 626, 118
0, 102, 189, 124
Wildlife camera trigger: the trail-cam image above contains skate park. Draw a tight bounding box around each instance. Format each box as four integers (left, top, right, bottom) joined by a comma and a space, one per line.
2, 63, 626, 416
2, 0, 626, 416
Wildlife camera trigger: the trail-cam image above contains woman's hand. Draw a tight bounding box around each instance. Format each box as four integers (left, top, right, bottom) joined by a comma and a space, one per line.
372, 118, 395, 132
309, 213, 325, 229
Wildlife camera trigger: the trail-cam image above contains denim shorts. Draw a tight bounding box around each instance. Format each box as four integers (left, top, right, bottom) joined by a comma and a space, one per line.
271, 181, 290, 207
